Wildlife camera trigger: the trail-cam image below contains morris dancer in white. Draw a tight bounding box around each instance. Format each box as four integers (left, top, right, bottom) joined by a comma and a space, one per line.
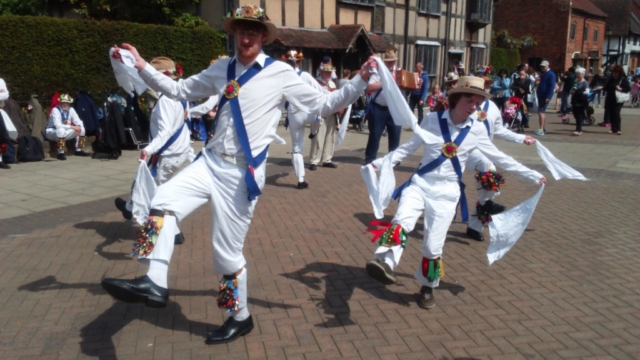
282, 50, 327, 188
364, 76, 545, 309
115, 57, 193, 245
102, 4, 377, 345
465, 82, 537, 242
45, 94, 89, 160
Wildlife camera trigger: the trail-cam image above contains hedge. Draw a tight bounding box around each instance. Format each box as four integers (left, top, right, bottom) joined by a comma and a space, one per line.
490, 48, 521, 74
0, 15, 226, 102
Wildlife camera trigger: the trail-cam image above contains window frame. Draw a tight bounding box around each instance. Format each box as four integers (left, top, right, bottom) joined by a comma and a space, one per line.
338, 0, 376, 6
415, 43, 440, 77
470, 47, 486, 73
417, 0, 442, 16
583, 26, 589, 42
593, 28, 599, 43
570, 22, 577, 40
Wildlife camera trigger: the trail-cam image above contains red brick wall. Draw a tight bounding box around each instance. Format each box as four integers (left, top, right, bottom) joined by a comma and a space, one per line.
566, 12, 606, 71
493, 0, 570, 72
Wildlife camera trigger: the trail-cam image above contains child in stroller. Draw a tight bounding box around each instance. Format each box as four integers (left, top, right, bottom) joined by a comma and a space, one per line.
502, 96, 524, 133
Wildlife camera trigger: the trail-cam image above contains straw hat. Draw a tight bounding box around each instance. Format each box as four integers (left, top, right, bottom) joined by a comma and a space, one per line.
210, 54, 229, 65
382, 50, 398, 62
444, 72, 459, 84
222, 5, 277, 44
319, 62, 336, 72
283, 50, 304, 62
447, 76, 491, 100
58, 94, 73, 103
150, 57, 183, 79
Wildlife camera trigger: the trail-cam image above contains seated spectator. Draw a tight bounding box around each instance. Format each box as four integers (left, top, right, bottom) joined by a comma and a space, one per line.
0, 106, 16, 169
45, 94, 90, 160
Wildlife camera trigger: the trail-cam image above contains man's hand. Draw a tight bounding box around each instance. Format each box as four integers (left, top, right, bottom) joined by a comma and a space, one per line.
523, 135, 536, 145
359, 56, 378, 82
112, 43, 147, 71
419, 100, 424, 106
538, 176, 547, 185
139, 149, 148, 161
545, 98, 550, 103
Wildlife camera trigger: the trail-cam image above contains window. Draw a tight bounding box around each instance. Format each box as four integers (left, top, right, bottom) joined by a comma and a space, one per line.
583, 26, 589, 42
415, 44, 439, 77
339, 0, 375, 5
570, 23, 576, 40
594, 28, 599, 43
470, 47, 485, 72
418, 0, 441, 16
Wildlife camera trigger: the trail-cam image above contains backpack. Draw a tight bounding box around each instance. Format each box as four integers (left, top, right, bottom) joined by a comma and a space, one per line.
17, 135, 45, 162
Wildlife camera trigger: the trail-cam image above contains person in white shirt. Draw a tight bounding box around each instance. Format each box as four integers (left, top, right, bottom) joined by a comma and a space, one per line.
115, 57, 194, 246
0, 107, 15, 169
309, 59, 340, 170
102, 4, 377, 345
0, 78, 8, 107
364, 50, 402, 164
45, 94, 89, 160
283, 50, 327, 188
364, 76, 546, 310
465, 92, 537, 242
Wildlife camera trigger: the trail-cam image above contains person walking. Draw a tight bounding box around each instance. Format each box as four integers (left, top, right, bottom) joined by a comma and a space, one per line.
559, 67, 576, 118
589, 67, 604, 108
535, 61, 556, 135
603, 65, 631, 135
103, 4, 376, 345
570, 67, 590, 136
490, 69, 511, 111
408, 62, 429, 124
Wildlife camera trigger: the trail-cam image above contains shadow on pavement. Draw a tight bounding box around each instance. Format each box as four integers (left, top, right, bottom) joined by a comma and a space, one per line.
264, 172, 297, 189
74, 221, 138, 261
18, 275, 299, 359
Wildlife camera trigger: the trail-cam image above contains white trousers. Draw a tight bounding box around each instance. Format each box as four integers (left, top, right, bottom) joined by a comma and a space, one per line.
466, 149, 499, 233
310, 115, 337, 165
45, 127, 86, 150
374, 175, 460, 288
141, 149, 265, 275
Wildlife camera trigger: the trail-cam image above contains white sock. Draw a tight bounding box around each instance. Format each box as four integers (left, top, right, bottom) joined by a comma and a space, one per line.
58, 150, 64, 154
76, 147, 82, 152
146, 259, 169, 288
231, 268, 250, 321
298, 176, 304, 183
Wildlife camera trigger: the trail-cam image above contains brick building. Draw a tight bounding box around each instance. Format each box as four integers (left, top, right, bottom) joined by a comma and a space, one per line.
200, 0, 497, 87
493, 0, 607, 74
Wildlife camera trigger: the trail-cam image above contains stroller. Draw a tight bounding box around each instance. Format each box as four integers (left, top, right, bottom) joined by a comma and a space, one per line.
561, 88, 596, 126
348, 93, 368, 131
503, 96, 524, 133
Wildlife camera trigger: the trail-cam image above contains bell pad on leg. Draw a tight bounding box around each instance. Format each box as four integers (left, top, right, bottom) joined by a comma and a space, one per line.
131, 209, 165, 258
475, 170, 505, 192
367, 221, 408, 248
57, 139, 66, 152
217, 274, 239, 313
421, 257, 444, 283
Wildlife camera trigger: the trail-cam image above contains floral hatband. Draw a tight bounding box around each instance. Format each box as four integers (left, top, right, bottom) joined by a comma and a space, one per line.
163, 63, 183, 78
234, 5, 269, 21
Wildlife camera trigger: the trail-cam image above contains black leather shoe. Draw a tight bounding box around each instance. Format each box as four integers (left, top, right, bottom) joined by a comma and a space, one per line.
322, 162, 337, 168
205, 315, 254, 345
417, 286, 435, 309
0, 162, 10, 169
365, 259, 397, 285
297, 181, 309, 189
308, 133, 316, 140
101, 275, 168, 308
488, 201, 507, 215
174, 232, 185, 245
75, 150, 90, 157
114, 197, 133, 220
57, 153, 66, 161
466, 227, 484, 242
309, 164, 317, 171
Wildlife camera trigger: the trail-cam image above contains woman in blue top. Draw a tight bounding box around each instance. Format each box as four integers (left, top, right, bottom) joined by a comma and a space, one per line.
491, 69, 511, 112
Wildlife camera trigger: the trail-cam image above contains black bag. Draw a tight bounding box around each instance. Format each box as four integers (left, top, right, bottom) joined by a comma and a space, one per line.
17, 135, 45, 162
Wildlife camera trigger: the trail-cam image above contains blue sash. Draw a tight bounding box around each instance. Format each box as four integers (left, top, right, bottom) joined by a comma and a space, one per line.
392, 111, 472, 222
195, 57, 275, 201
56, 106, 69, 122
364, 89, 382, 115
479, 101, 490, 137
147, 98, 190, 178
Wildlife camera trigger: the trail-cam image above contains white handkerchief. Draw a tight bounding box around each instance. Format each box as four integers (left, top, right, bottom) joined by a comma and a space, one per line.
360, 153, 395, 219
131, 161, 157, 226
109, 47, 148, 96
335, 105, 351, 147
536, 141, 588, 181
487, 184, 544, 265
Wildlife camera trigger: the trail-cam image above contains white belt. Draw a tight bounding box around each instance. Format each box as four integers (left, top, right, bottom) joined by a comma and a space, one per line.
212, 149, 246, 167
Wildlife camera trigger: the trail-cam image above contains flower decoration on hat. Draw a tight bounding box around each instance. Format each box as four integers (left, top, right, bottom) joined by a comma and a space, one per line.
163, 63, 183, 78
235, 5, 269, 21
58, 93, 73, 103
441, 142, 458, 158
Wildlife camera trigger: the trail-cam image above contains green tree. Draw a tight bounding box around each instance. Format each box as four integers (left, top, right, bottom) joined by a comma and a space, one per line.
66, 0, 208, 28
0, 0, 48, 16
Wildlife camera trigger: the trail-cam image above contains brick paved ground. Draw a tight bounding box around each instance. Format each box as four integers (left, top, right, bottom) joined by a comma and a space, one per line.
0, 110, 639, 359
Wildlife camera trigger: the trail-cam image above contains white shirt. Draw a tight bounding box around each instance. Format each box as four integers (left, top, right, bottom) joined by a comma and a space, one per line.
144, 95, 191, 157
47, 107, 84, 130
189, 95, 220, 118
368, 65, 398, 107
375, 110, 542, 183
0, 78, 8, 102
139, 52, 367, 158
288, 71, 328, 114
473, 100, 526, 143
